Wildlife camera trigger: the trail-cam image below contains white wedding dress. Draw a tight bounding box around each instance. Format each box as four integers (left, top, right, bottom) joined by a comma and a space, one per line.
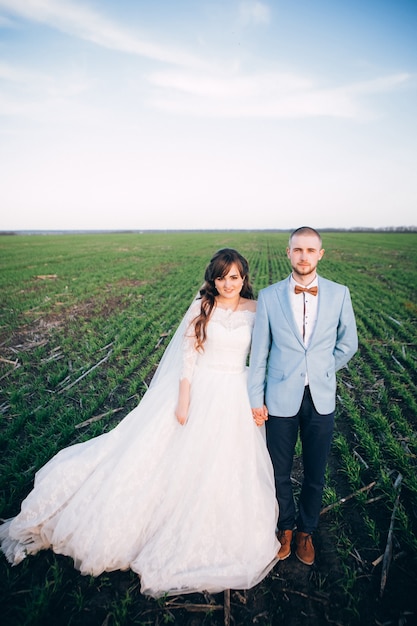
0, 301, 279, 597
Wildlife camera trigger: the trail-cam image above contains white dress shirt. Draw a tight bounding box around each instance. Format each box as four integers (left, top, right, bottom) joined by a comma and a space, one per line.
289, 274, 319, 384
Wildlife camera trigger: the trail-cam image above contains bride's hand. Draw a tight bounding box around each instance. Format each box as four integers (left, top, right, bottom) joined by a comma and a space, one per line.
175, 408, 188, 425
176, 379, 190, 425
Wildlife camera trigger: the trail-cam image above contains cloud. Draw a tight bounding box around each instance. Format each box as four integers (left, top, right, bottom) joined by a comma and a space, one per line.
238, 1, 271, 26
348, 73, 411, 95
0, 60, 96, 124
0, 12, 14, 26
0, 0, 208, 69
147, 69, 410, 119
149, 70, 312, 99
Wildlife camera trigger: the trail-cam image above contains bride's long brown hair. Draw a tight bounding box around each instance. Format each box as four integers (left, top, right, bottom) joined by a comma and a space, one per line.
192, 248, 254, 351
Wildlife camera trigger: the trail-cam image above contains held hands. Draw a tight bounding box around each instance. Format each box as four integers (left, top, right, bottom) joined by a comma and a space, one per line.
252, 405, 268, 427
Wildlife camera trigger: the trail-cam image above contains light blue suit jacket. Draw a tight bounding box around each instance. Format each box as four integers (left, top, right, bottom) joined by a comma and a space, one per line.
248, 275, 358, 416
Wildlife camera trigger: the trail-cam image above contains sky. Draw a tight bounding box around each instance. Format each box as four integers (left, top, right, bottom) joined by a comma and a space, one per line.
0, 0, 416, 231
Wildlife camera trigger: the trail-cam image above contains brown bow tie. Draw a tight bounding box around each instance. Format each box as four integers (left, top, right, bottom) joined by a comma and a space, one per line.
294, 285, 318, 296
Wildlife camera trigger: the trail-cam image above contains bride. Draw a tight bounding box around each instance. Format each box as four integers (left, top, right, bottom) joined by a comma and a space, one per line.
0, 248, 279, 598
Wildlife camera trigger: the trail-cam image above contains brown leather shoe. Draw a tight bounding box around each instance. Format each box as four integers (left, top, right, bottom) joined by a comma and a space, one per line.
276, 529, 293, 560
295, 532, 315, 565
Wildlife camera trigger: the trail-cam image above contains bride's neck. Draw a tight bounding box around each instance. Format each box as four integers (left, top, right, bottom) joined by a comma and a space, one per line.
215, 295, 241, 310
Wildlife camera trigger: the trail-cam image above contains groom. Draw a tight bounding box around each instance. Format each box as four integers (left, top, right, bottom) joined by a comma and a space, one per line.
248, 226, 358, 565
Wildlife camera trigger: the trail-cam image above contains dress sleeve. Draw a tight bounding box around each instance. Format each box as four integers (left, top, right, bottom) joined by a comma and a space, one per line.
179, 300, 200, 383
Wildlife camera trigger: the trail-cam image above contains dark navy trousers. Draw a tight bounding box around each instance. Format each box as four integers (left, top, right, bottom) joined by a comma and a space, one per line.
266, 385, 334, 534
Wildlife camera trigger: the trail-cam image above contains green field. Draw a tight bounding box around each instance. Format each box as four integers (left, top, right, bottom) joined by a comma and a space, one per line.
0, 231, 416, 626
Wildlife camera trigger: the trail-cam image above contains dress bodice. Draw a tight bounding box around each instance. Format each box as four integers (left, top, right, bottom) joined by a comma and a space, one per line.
196, 308, 255, 373
181, 304, 255, 380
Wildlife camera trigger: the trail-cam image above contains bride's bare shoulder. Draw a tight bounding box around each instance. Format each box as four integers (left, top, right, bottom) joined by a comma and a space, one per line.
240, 298, 257, 313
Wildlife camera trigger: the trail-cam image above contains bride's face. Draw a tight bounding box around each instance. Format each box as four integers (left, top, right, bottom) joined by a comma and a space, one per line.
214, 263, 244, 301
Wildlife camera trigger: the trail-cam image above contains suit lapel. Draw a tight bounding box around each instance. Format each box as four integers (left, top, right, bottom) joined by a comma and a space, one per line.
274, 277, 305, 347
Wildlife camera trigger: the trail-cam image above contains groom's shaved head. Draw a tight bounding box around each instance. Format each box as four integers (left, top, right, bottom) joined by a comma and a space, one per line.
289, 227, 322, 248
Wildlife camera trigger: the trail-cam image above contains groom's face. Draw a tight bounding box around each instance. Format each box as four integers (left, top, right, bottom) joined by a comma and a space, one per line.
286, 234, 324, 281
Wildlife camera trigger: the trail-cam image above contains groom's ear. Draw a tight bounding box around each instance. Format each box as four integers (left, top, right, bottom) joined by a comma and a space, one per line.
318, 248, 325, 260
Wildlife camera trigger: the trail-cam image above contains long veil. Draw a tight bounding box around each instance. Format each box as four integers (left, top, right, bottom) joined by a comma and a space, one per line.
148, 294, 201, 389
0, 293, 203, 568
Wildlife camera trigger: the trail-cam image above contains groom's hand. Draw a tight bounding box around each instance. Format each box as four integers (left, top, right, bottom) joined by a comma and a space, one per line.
252, 406, 268, 426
